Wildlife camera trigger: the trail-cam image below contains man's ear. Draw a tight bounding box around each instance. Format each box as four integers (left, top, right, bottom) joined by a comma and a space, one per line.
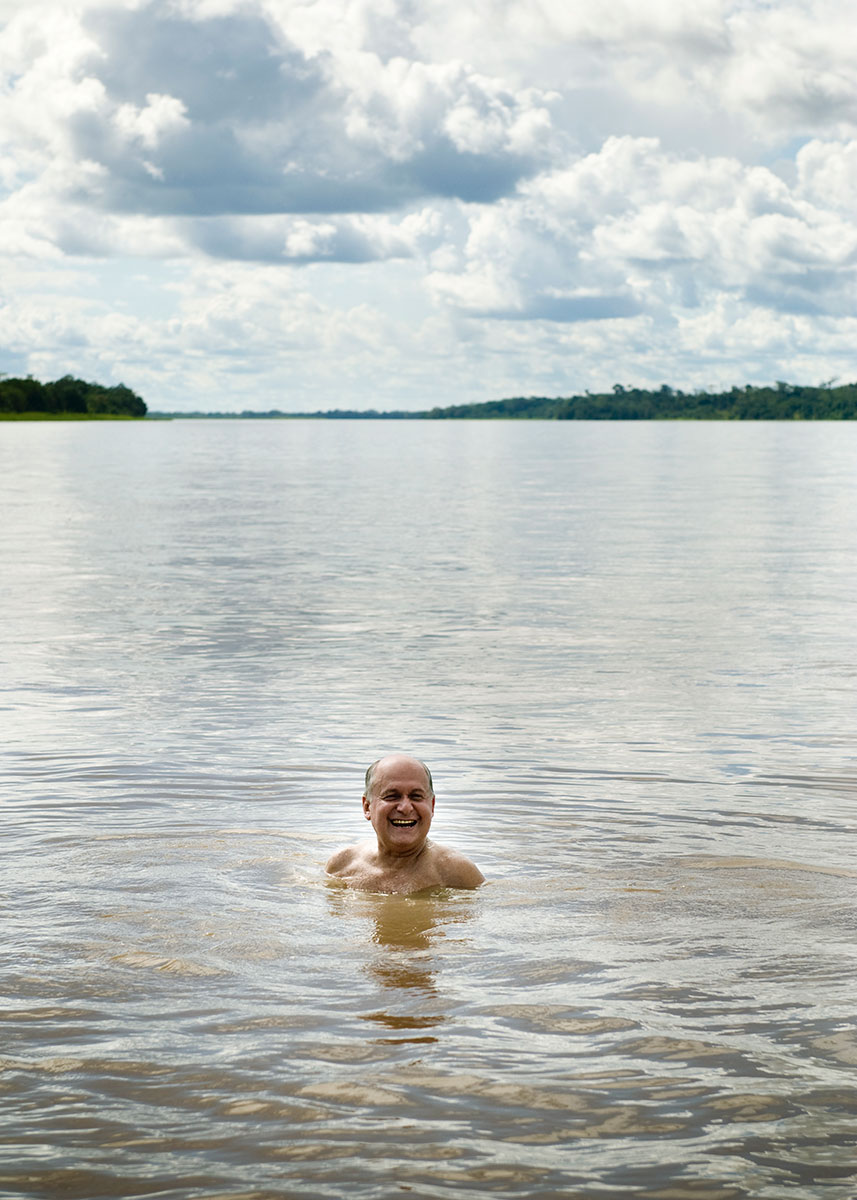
431, 795, 436, 814
362, 793, 371, 819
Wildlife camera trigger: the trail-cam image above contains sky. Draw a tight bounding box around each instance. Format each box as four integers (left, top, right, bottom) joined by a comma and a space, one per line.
1, 0, 856, 412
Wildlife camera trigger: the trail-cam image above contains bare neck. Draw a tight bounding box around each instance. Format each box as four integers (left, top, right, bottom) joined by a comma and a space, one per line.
372, 837, 432, 869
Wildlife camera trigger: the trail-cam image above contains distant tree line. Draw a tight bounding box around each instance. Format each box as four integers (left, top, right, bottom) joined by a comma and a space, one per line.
0, 375, 147, 418
151, 380, 857, 421
150, 408, 414, 419
420, 381, 857, 420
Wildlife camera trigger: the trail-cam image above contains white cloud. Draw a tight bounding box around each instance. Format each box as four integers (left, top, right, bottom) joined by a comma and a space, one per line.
181, 207, 442, 263
340, 53, 553, 164
717, 2, 857, 138
113, 93, 190, 149
425, 136, 857, 329
796, 138, 857, 213
2, 0, 857, 408
0, 7, 107, 164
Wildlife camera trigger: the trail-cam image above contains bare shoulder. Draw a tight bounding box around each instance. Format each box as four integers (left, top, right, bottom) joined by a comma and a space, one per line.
430, 842, 485, 889
325, 843, 365, 876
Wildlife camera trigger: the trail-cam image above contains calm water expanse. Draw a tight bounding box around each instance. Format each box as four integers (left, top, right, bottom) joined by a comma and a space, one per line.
1, 418, 856, 1200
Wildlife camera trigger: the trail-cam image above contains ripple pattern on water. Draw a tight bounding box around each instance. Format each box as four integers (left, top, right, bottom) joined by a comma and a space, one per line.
1, 420, 856, 1197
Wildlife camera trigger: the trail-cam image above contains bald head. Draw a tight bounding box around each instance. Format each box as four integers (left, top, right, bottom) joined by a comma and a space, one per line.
325, 753, 483, 890
364, 754, 434, 800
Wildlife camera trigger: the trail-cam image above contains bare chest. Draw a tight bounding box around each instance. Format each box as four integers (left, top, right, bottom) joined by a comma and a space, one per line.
341, 855, 443, 895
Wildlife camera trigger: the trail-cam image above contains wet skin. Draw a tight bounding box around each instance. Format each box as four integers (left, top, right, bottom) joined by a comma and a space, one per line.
325, 754, 484, 895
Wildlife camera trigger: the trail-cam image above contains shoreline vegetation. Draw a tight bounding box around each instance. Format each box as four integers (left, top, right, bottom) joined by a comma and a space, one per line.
0, 375, 147, 419
153, 380, 857, 420
4, 376, 857, 421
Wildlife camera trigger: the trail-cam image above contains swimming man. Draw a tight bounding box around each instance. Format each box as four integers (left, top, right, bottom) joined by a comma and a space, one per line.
325, 753, 484, 894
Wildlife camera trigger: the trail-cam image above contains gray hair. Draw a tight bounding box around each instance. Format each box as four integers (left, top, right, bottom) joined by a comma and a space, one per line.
364, 755, 434, 798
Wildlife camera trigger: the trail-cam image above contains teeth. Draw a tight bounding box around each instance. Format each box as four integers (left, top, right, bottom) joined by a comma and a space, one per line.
390, 819, 417, 825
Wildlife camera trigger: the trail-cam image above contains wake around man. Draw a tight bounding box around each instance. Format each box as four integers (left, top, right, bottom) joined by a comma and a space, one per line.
325, 753, 485, 894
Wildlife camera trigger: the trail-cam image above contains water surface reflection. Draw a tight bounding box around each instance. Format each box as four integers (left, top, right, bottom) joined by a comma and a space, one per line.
327, 885, 481, 1039
2, 421, 856, 1198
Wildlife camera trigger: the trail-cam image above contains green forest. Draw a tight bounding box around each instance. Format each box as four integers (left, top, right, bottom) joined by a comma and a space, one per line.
6, 376, 857, 421
419, 380, 857, 420
0, 375, 147, 419
153, 380, 857, 420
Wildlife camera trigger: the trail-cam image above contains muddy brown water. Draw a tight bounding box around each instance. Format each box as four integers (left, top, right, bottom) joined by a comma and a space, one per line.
2, 419, 855, 1198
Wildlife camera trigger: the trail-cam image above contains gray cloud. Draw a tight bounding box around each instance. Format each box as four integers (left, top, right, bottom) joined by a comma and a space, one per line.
479, 293, 644, 322
186, 214, 416, 263
65, 3, 551, 217
3, 0, 857, 412
84, 8, 315, 122
406, 142, 534, 203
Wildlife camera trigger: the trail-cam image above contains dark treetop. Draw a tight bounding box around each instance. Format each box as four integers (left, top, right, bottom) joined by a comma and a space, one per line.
0, 375, 147, 418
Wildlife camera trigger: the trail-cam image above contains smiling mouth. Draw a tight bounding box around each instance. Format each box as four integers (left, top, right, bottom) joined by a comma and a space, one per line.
389, 818, 418, 827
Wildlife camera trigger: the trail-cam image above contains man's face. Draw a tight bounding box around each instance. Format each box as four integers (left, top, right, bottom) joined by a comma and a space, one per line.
363, 755, 435, 855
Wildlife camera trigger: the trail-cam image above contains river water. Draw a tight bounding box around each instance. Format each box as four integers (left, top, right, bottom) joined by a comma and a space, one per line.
1, 418, 855, 1199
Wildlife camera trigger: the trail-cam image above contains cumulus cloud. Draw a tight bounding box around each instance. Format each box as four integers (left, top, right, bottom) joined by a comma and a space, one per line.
338, 54, 554, 195
2, 0, 857, 408
0, 0, 553, 225
412, 0, 857, 140
796, 138, 857, 213
185, 208, 440, 263
113, 93, 191, 152
427, 135, 857, 327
